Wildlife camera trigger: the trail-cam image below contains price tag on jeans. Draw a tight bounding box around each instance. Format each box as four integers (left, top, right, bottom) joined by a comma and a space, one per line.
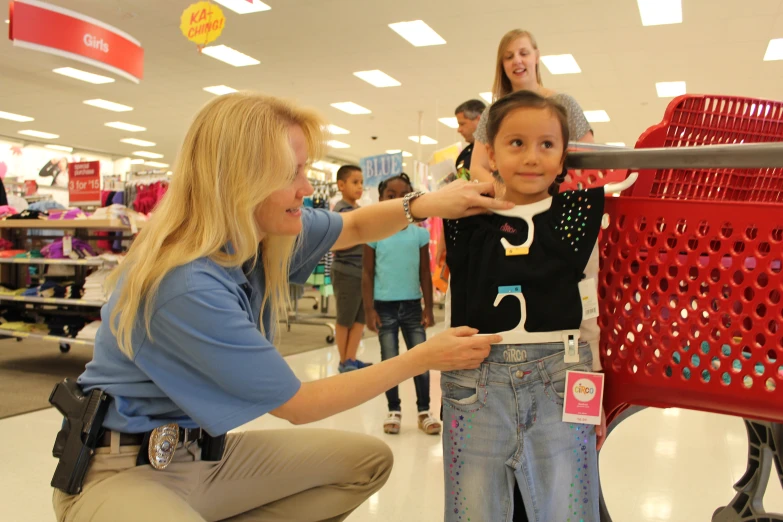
578, 278, 599, 320
63, 235, 73, 257
562, 370, 604, 425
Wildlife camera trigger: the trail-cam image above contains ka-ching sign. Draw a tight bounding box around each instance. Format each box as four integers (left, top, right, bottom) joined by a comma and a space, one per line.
68, 161, 100, 206
8, 0, 144, 83
180, 2, 226, 48
360, 153, 404, 189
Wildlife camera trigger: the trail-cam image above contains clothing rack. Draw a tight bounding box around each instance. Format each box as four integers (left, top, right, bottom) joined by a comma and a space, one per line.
574, 138, 783, 522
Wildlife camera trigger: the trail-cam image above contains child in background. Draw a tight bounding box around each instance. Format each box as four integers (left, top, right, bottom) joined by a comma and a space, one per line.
332, 165, 372, 373
362, 174, 441, 436
442, 91, 605, 521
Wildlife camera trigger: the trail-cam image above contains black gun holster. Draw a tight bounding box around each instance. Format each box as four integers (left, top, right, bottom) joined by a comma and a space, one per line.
49, 378, 110, 495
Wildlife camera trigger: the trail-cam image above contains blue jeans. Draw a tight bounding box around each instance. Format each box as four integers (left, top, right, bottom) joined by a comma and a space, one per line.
376, 299, 430, 412
441, 343, 598, 522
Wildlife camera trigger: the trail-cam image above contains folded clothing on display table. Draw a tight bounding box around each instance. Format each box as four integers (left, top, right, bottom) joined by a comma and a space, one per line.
21, 280, 84, 299
28, 200, 66, 213
0, 206, 18, 219
41, 239, 96, 259
5, 209, 48, 220
82, 269, 112, 302
76, 320, 101, 340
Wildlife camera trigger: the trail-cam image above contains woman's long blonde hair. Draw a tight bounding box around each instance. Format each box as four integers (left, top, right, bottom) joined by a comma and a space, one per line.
108, 93, 325, 358
492, 29, 543, 102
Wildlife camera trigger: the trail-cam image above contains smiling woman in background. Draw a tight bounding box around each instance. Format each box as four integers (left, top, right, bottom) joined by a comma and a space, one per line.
470, 29, 595, 185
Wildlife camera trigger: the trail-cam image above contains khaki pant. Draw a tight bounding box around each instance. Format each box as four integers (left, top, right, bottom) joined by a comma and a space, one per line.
53, 429, 393, 522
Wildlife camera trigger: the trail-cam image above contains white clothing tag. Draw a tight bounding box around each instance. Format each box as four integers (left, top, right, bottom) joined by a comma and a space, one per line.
579, 278, 599, 320
63, 235, 72, 256
563, 333, 579, 363
130, 216, 138, 235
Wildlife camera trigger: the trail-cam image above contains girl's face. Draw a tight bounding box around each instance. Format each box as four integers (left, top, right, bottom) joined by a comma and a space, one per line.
487, 107, 565, 205
380, 178, 412, 201
255, 124, 314, 238
502, 36, 539, 91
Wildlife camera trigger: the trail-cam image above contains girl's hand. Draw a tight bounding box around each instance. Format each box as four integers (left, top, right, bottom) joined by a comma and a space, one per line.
596, 407, 607, 450
365, 308, 381, 334
409, 180, 514, 220
407, 327, 500, 374
422, 308, 436, 328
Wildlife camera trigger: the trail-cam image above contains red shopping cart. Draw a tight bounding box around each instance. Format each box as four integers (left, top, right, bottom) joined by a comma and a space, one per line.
580, 94, 783, 522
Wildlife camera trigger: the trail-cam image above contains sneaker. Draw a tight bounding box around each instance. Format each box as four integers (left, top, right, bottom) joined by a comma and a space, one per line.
351, 359, 373, 369
338, 360, 358, 373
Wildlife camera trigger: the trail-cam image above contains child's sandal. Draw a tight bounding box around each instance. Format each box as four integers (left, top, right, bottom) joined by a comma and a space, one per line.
384, 411, 402, 434
418, 412, 442, 435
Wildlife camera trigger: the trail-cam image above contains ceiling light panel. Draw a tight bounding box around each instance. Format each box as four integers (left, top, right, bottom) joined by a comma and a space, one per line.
438, 117, 459, 129
46, 145, 73, 152
83, 99, 133, 112
540, 54, 581, 74
764, 39, 783, 61
584, 110, 610, 123
331, 102, 371, 115
18, 130, 59, 139
388, 20, 446, 47
53, 67, 115, 84
409, 136, 438, 145
353, 70, 401, 88
211, 0, 270, 14
203, 85, 238, 95
385, 150, 413, 157
0, 110, 34, 122
105, 122, 146, 132
201, 45, 260, 67
133, 151, 164, 159
327, 140, 351, 149
121, 138, 156, 147
327, 124, 350, 135
656, 81, 686, 97
637, 0, 682, 26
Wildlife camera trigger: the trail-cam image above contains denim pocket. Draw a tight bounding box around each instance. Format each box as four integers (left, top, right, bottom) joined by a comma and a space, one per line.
441, 370, 487, 413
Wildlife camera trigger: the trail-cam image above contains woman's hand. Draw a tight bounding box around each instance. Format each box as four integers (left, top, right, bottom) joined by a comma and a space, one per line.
406, 327, 500, 374
409, 180, 514, 220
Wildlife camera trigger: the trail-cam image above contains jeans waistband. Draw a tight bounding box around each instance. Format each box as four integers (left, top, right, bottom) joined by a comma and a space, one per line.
474, 342, 593, 386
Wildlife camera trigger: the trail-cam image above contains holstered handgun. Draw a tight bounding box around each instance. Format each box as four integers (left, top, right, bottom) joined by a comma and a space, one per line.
49, 378, 110, 494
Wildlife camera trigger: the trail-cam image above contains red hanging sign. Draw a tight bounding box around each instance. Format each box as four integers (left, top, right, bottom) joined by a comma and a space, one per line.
68, 161, 101, 206
8, 0, 144, 83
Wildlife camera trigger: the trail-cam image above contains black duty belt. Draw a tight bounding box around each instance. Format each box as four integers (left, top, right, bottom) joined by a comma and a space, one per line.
96, 427, 203, 448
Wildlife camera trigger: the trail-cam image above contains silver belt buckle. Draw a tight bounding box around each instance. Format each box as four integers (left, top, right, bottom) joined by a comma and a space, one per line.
148, 423, 179, 470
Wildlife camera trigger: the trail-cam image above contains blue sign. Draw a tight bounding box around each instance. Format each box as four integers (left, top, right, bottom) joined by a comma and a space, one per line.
360, 152, 404, 188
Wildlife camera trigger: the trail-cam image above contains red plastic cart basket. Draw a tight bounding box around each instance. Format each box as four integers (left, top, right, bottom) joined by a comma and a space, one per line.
594, 94, 783, 426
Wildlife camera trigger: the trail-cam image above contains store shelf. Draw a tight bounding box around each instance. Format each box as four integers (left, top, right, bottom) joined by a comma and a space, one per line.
0, 328, 94, 346
0, 295, 105, 307
0, 257, 104, 266
0, 219, 142, 231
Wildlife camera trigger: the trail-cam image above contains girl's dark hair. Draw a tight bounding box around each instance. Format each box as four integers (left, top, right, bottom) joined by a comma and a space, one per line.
485, 90, 570, 195
378, 172, 413, 198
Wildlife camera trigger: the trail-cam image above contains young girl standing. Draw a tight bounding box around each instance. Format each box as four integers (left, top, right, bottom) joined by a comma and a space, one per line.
442, 91, 606, 521
362, 174, 441, 436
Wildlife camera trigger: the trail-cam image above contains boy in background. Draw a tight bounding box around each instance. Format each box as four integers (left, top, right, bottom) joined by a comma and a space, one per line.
332, 165, 372, 372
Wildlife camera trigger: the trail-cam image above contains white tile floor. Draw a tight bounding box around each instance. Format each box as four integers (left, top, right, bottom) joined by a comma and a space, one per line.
1, 333, 782, 521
